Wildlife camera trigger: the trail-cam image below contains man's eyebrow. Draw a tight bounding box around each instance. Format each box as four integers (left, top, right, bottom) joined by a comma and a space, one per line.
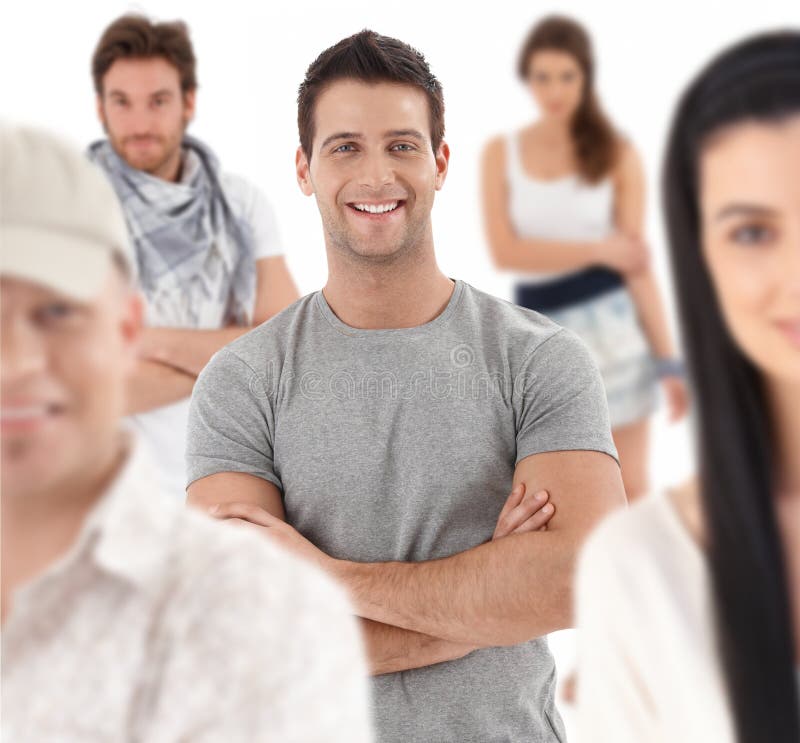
106, 89, 174, 99
714, 203, 778, 222
320, 132, 363, 150
384, 129, 425, 141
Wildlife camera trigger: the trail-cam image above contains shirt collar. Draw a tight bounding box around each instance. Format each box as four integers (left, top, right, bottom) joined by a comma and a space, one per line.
6, 434, 179, 628
87, 433, 177, 590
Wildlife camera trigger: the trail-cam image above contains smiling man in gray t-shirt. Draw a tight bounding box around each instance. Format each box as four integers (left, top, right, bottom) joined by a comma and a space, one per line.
186, 30, 625, 743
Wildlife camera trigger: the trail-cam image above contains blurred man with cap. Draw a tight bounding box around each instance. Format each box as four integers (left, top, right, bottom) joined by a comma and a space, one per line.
0, 125, 371, 742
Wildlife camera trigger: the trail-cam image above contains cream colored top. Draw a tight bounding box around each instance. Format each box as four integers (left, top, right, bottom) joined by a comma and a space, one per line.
1, 435, 372, 743
575, 492, 737, 743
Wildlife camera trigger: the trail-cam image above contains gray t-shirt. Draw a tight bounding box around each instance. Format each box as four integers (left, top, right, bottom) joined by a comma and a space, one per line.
187, 279, 617, 743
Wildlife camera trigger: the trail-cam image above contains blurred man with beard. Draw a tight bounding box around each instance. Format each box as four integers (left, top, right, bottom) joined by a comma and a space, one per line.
88, 14, 299, 495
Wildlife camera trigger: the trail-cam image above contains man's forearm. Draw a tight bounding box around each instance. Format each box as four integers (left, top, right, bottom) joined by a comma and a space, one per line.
332, 531, 575, 648
141, 327, 251, 376
126, 359, 196, 415
360, 618, 477, 676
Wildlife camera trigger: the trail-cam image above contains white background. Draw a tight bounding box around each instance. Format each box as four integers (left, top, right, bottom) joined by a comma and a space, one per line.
2, 0, 796, 736
4, 0, 796, 490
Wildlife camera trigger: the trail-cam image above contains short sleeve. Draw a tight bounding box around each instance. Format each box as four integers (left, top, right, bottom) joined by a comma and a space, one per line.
513, 328, 618, 465
222, 174, 283, 259
185, 348, 282, 490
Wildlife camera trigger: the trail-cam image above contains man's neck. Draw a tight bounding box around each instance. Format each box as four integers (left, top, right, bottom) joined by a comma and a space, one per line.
322, 239, 455, 330
0, 436, 128, 622
154, 146, 184, 183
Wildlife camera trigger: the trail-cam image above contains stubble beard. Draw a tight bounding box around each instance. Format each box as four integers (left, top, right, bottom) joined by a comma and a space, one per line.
321, 200, 431, 267
107, 118, 187, 178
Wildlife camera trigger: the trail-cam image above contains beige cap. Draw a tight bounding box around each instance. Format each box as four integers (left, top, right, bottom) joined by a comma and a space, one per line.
0, 124, 134, 300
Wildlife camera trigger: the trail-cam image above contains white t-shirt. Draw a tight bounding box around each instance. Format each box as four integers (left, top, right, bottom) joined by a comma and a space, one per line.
575, 492, 737, 743
127, 162, 283, 498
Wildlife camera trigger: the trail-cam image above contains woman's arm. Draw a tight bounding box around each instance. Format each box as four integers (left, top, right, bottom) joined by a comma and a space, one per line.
480, 136, 646, 274
613, 142, 675, 357
613, 142, 689, 420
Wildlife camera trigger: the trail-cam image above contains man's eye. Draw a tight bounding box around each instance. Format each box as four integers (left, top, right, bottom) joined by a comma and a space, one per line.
37, 303, 81, 325
392, 144, 414, 152
334, 144, 355, 153
731, 224, 775, 245
44, 303, 72, 317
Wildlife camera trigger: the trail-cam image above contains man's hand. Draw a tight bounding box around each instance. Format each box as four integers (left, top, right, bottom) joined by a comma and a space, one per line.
207, 484, 555, 570
492, 483, 554, 540
208, 502, 334, 574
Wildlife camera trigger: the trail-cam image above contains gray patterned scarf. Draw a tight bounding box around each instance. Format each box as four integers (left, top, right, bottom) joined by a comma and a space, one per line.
88, 135, 256, 326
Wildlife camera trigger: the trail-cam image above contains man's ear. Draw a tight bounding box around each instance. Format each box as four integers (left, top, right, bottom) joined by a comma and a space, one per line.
121, 287, 144, 352
296, 146, 314, 196
183, 89, 197, 124
434, 140, 450, 191
96, 94, 106, 130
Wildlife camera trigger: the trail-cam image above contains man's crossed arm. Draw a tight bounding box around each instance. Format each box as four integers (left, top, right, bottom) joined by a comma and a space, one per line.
127, 257, 299, 414
187, 450, 625, 674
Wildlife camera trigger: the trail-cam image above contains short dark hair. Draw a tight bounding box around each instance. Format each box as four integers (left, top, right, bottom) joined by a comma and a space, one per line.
297, 29, 445, 159
91, 14, 197, 95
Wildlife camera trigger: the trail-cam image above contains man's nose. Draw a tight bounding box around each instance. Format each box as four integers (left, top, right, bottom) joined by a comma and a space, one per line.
357, 152, 395, 189
127, 105, 159, 137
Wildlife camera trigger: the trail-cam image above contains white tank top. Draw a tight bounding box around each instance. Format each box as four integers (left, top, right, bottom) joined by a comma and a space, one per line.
505, 131, 615, 285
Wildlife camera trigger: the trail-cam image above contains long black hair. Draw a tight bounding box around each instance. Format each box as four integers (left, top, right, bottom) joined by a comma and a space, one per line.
663, 31, 800, 743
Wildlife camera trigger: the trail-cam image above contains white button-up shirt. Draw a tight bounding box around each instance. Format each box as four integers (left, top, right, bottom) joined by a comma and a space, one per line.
1, 435, 372, 742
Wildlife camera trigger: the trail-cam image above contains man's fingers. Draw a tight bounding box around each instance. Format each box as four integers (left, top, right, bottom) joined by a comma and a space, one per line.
493, 489, 551, 539
511, 502, 555, 535
208, 502, 281, 527
496, 482, 526, 521
491, 483, 526, 539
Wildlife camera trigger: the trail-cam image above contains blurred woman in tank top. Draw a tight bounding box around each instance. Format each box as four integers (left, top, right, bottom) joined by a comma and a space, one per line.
481, 15, 688, 505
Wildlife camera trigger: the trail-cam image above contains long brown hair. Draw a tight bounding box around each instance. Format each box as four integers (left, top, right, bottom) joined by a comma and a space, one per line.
517, 16, 618, 182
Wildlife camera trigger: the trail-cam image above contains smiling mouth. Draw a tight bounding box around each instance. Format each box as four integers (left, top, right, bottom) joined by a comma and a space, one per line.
347, 200, 405, 216
0, 403, 63, 434
775, 320, 800, 348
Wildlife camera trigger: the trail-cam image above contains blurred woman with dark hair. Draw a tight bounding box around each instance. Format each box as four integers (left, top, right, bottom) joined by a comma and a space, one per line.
482, 15, 688, 506
576, 30, 800, 743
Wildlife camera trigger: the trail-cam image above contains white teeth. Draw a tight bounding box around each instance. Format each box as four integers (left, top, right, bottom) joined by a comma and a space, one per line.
353, 201, 399, 214
0, 406, 49, 420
